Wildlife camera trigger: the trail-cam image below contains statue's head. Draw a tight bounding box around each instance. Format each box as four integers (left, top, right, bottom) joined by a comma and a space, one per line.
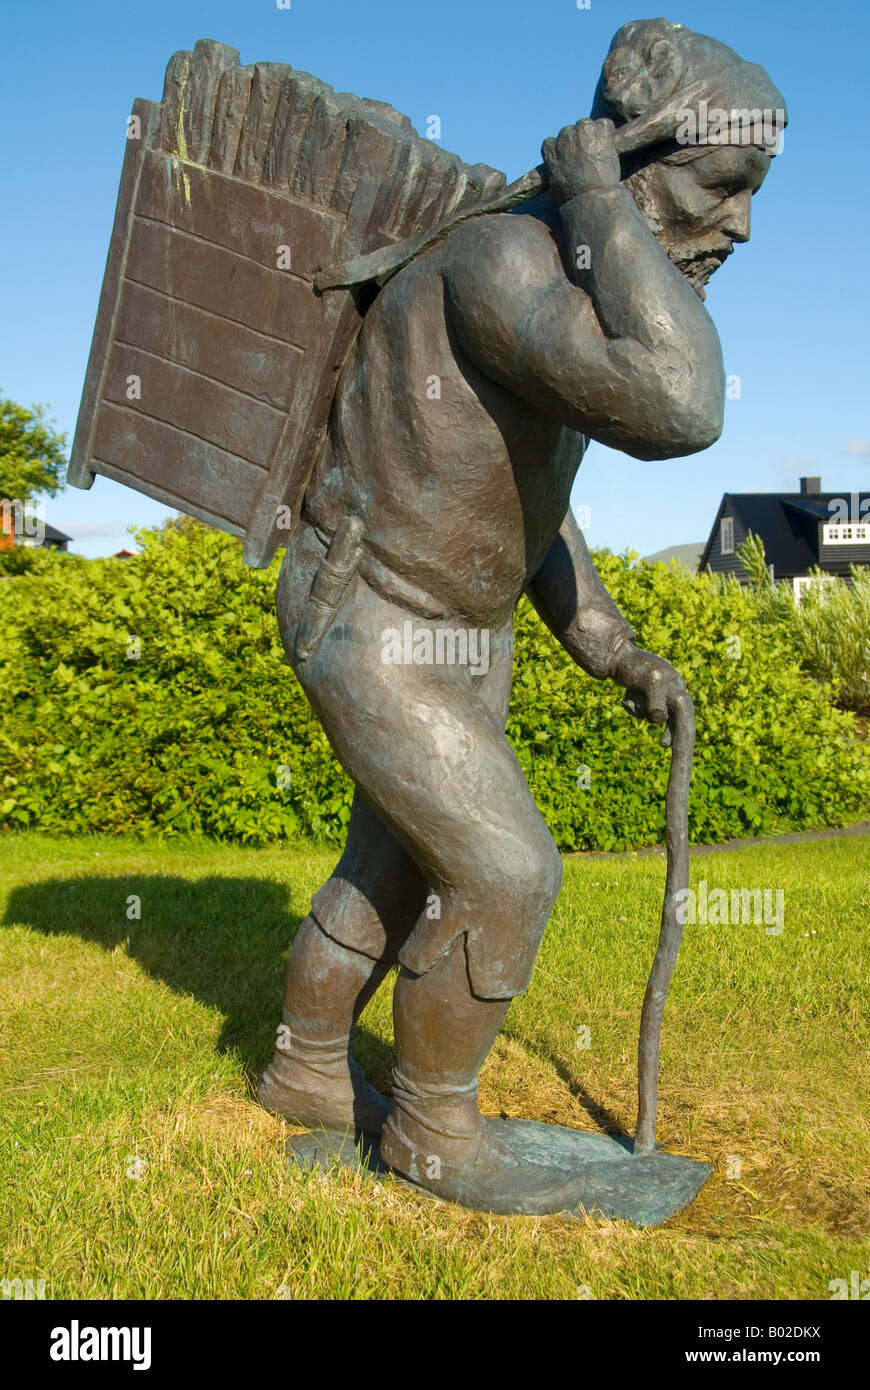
592, 19, 787, 297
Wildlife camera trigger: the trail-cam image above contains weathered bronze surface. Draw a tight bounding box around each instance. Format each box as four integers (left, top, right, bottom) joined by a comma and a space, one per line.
72, 19, 786, 1222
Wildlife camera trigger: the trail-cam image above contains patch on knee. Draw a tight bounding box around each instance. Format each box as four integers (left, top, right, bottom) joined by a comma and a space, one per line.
397, 916, 540, 1000
464, 927, 540, 1001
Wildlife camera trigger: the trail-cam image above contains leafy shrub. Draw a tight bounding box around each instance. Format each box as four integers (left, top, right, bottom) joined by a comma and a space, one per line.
796, 571, 870, 716
0, 520, 351, 845
737, 532, 870, 716
1, 520, 866, 849
509, 553, 867, 849
0, 544, 39, 576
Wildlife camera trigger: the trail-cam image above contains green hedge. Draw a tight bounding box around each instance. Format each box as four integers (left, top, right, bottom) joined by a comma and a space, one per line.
1, 519, 866, 849
509, 553, 868, 848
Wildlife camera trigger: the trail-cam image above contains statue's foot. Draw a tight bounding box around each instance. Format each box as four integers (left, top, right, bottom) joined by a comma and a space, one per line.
381, 1107, 600, 1216
258, 1049, 391, 1137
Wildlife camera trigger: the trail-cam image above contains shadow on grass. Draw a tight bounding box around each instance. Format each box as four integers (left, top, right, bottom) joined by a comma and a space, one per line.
502, 1021, 630, 1138
543, 1049, 630, 1138
4, 875, 395, 1088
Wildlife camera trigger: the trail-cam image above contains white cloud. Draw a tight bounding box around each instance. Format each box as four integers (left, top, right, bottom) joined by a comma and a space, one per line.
844, 439, 870, 458
52, 520, 129, 539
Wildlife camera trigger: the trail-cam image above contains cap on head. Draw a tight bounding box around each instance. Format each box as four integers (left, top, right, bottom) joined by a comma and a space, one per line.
591, 18, 787, 146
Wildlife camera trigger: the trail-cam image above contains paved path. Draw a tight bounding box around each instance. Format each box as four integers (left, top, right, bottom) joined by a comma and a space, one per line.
571, 820, 870, 860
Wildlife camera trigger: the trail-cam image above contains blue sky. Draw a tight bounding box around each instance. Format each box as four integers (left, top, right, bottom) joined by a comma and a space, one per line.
3, 0, 868, 557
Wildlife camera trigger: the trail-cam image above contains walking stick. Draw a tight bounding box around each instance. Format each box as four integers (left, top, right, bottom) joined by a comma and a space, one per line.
634, 689, 695, 1157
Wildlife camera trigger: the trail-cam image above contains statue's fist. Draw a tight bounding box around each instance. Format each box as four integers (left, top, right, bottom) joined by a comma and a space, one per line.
612, 643, 691, 748
541, 118, 621, 208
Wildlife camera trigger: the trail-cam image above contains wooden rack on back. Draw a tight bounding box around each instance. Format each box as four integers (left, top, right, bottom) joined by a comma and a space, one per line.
67, 39, 506, 569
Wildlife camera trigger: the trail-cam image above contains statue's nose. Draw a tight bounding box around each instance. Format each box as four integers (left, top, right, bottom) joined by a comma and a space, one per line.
720, 191, 752, 243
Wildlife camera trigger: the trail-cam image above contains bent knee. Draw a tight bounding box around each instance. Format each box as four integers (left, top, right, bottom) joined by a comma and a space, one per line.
463, 827, 563, 921
530, 832, 564, 913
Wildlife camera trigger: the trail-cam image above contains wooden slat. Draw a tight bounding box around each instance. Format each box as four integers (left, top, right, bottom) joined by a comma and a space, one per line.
332, 113, 405, 216
263, 72, 323, 194
93, 404, 263, 528
136, 149, 341, 278
384, 141, 429, 238
208, 63, 254, 174
125, 216, 321, 346
158, 50, 192, 155
115, 281, 302, 410
234, 62, 290, 182
294, 91, 349, 205
181, 39, 232, 164
105, 343, 284, 465
401, 146, 453, 233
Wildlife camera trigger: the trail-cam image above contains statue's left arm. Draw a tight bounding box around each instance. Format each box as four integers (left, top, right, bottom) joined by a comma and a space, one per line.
527, 510, 687, 726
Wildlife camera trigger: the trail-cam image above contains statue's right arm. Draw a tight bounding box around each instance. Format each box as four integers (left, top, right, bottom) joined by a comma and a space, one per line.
442, 125, 726, 461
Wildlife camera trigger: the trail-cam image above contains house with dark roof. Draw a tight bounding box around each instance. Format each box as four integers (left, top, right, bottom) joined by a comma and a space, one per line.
21, 522, 71, 552
700, 477, 870, 598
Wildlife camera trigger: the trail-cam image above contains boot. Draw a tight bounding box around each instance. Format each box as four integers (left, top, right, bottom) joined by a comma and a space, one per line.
258, 915, 391, 1136
380, 935, 603, 1215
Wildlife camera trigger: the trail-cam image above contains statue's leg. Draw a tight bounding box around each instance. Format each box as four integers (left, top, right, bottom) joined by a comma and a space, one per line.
262, 526, 434, 1134
275, 553, 585, 1203
326, 675, 577, 1209
258, 791, 426, 1134
271, 522, 587, 1204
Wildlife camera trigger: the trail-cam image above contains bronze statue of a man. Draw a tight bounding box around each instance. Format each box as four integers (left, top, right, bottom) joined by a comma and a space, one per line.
258, 18, 786, 1212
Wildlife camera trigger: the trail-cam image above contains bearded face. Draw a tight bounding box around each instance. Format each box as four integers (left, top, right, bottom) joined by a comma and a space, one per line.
625, 144, 772, 298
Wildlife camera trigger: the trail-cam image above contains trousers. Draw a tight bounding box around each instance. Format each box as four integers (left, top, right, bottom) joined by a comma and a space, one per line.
276, 516, 563, 1000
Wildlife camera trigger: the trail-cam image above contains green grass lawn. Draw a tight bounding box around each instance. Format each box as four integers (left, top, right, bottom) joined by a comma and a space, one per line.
1, 831, 868, 1300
